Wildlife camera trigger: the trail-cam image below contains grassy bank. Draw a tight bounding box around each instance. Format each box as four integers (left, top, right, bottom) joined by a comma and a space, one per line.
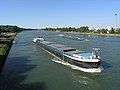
0, 33, 15, 72
0, 44, 7, 55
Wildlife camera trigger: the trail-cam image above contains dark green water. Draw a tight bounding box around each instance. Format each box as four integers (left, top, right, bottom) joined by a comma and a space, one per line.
0, 31, 120, 90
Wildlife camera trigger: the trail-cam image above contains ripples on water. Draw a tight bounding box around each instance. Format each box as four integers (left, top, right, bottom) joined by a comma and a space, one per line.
0, 31, 120, 90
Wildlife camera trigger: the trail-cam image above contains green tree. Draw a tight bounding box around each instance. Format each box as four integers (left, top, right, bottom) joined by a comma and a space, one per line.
110, 28, 114, 34
101, 29, 107, 34
77, 26, 89, 32
115, 28, 120, 34
0, 25, 23, 33
0, 27, 1, 34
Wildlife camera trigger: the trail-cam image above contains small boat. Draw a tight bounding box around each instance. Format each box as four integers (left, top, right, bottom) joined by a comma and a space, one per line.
13, 41, 15, 44
58, 34, 64, 37
33, 37, 101, 73
58, 34, 88, 41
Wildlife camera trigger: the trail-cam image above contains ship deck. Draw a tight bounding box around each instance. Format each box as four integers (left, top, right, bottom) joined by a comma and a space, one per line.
40, 41, 76, 52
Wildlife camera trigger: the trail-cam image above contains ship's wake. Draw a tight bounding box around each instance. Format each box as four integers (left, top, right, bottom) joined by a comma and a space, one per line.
52, 58, 103, 73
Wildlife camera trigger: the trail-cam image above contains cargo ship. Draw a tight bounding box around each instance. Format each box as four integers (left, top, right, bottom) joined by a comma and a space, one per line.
33, 37, 101, 73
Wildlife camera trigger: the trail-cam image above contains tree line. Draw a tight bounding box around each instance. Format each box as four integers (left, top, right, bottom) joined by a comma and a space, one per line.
43, 26, 120, 34
0, 25, 23, 34
43, 26, 90, 32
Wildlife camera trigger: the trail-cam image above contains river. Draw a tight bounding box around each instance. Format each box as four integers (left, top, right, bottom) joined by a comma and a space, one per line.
0, 30, 120, 90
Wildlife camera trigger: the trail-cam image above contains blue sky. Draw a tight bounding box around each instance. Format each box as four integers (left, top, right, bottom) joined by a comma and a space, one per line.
0, 0, 120, 28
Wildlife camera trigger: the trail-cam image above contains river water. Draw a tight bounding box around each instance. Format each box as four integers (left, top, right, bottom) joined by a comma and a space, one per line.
0, 30, 120, 90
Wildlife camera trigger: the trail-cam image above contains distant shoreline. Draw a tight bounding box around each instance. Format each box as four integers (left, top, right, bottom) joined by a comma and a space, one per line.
46, 30, 120, 37
64, 32, 120, 37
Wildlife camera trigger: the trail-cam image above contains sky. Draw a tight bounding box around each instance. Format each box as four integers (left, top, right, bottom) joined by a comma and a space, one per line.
0, 0, 120, 29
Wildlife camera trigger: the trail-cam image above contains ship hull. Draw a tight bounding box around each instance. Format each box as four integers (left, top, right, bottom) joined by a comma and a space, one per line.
63, 55, 100, 69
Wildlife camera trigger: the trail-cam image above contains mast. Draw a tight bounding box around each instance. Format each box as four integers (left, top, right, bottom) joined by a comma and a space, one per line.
115, 13, 117, 31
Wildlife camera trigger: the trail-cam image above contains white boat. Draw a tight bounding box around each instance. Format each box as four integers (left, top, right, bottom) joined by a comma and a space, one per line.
13, 41, 15, 44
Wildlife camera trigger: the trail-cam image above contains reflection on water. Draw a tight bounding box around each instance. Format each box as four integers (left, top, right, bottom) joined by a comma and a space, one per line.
0, 56, 46, 90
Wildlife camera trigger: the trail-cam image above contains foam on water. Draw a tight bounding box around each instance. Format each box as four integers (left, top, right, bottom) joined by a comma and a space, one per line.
52, 58, 103, 73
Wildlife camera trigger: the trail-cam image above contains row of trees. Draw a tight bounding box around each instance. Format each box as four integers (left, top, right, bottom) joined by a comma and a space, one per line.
43, 26, 120, 34
116, 28, 120, 34
43, 26, 90, 32
92, 28, 120, 34
0, 25, 23, 34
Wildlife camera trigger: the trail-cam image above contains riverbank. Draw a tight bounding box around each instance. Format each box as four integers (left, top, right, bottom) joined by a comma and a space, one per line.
50, 31, 120, 37
78, 32, 120, 37
0, 32, 16, 72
